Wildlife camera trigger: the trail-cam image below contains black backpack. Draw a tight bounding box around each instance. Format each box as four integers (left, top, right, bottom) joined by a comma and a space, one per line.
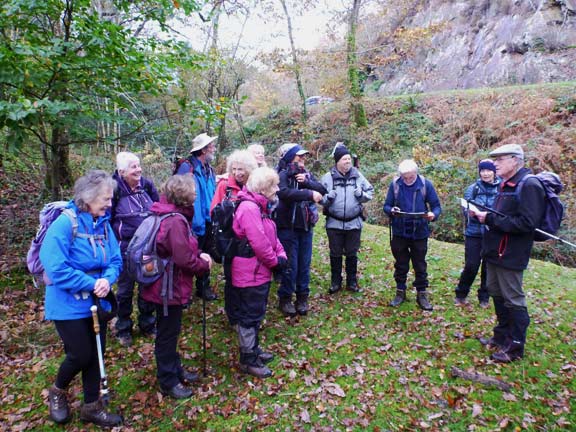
208, 188, 253, 265
515, 172, 564, 242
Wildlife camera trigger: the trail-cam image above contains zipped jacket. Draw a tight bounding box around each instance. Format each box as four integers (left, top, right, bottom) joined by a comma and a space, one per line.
231, 190, 286, 288
383, 176, 442, 240
176, 156, 216, 236
40, 201, 122, 321
111, 171, 159, 251
482, 167, 545, 270
320, 166, 374, 231
140, 197, 210, 306
463, 178, 500, 237
276, 167, 327, 231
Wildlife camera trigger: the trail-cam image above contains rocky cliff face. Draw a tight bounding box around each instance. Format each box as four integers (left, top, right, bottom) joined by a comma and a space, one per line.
373, 0, 576, 95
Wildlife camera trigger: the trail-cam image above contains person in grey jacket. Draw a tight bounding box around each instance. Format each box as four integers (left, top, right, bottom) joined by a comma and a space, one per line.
321, 143, 374, 294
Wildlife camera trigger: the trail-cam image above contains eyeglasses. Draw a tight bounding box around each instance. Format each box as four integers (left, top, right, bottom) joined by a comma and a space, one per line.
493, 155, 516, 162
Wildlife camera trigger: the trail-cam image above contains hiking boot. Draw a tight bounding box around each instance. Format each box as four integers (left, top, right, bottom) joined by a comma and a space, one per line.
140, 327, 156, 338
479, 301, 490, 309
255, 347, 274, 364
160, 382, 193, 399
478, 336, 508, 351
80, 399, 123, 427
278, 297, 297, 317
178, 369, 200, 384
239, 358, 273, 378
116, 333, 133, 347
295, 294, 309, 316
328, 283, 341, 294
416, 291, 433, 311
454, 297, 468, 306
346, 282, 362, 293
491, 341, 524, 363
389, 289, 406, 307
48, 385, 71, 424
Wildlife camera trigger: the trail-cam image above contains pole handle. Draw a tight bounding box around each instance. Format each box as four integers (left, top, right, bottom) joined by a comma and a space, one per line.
90, 305, 100, 334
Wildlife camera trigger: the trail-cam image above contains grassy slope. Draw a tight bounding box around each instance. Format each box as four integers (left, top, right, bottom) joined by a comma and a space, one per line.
1, 223, 575, 431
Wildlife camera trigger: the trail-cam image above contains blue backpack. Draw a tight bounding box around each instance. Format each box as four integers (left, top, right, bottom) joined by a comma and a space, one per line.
516, 172, 564, 242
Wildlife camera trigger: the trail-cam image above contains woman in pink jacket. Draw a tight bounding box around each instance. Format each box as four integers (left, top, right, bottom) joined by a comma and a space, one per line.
230, 167, 287, 378
141, 175, 212, 399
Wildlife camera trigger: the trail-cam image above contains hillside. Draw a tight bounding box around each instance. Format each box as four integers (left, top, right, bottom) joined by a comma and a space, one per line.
366, 0, 576, 95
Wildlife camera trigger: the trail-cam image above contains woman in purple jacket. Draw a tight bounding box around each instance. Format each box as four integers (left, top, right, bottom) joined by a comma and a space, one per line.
230, 167, 287, 378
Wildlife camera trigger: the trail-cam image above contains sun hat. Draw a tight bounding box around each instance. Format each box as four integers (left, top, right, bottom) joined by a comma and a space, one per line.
190, 133, 217, 153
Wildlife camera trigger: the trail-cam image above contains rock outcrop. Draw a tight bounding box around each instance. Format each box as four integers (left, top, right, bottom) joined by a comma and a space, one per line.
372, 0, 576, 95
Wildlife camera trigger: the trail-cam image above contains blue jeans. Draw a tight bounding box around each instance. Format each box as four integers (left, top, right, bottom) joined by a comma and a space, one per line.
277, 229, 313, 298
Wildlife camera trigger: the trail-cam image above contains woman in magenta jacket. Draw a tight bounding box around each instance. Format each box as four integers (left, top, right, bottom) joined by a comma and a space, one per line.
230, 167, 287, 378
141, 175, 212, 399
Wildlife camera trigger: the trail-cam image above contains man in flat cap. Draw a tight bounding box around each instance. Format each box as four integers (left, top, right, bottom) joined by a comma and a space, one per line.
471, 143, 545, 363
176, 133, 219, 300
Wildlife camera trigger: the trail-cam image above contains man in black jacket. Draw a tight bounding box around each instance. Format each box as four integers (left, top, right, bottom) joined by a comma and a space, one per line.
471, 144, 545, 363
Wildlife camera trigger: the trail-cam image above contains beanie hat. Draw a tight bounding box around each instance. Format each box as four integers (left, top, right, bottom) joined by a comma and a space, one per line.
333, 143, 351, 164
478, 159, 496, 173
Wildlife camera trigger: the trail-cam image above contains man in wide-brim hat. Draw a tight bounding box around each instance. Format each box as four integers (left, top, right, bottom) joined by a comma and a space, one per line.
176, 133, 219, 300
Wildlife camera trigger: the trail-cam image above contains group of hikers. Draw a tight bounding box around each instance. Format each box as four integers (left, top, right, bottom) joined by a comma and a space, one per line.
39, 134, 546, 427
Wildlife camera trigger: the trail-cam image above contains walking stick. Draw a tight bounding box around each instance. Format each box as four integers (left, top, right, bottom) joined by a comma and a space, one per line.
201, 277, 208, 377
90, 305, 110, 405
468, 200, 576, 249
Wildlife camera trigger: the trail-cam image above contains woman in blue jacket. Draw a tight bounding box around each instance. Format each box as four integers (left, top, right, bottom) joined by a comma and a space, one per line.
40, 170, 123, 428
455, 159, 500, 307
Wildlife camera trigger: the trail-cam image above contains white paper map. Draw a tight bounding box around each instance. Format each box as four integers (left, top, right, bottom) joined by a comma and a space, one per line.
460, 198, 481, 213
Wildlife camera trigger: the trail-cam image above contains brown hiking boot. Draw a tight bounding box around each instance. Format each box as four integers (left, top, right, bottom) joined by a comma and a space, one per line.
417, 291, 433, 311
239, 358, 273, 378
278, 297, 297, 317
48, 385, 71, 424
80, 399, 123, 427
389, 289, 406, 307
295, 294, 309, 316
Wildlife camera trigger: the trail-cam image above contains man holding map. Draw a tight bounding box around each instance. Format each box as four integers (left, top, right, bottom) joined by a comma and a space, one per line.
383, 159, 442, 311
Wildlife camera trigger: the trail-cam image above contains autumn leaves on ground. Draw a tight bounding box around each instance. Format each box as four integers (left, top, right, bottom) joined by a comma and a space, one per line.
1, 224, 574, 431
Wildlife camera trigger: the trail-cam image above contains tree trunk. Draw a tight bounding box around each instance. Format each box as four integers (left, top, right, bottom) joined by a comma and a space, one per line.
48, 125, 73, 199
347, 0, 367, 128
205, 2, 222, 135
279, 0, 308, 124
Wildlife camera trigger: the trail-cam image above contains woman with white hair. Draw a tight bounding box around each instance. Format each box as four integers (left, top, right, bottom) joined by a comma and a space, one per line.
383, 159, 442, 311
247, 143, 267, 167
210, 149, 258, 211
229, 167, 287, 378
111, 151, 159, 347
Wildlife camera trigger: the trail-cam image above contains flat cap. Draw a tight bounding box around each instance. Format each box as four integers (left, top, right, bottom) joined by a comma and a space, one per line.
489, 143, 524, 158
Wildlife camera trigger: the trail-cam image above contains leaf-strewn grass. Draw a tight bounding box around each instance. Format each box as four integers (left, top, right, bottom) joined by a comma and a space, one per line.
1, 224, 575, 431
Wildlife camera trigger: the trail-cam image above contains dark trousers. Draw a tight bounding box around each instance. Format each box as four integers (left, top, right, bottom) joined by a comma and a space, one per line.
228, 282, 271, 328
456, 236, 489, 302
277, 229, 313, 298
154, 304, 184, 389
54, 318, 106, 403
115, 265, 156, 336
326, 228, 361, 257
390, 236, 428, 291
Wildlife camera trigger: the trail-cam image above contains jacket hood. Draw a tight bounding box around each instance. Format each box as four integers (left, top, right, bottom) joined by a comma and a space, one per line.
151, 195, 195, 219
237, 189, 271, 215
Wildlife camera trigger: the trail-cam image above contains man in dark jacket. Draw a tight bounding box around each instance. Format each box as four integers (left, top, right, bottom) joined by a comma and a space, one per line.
383, 159, 442, 311
276, 143, 327, 317
471, 144, 545, 363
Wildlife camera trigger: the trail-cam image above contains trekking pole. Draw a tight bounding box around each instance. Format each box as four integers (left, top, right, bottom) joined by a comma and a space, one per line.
90, 305, 110, 405
201, 275, 209, 377
468, 200, 576, 249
